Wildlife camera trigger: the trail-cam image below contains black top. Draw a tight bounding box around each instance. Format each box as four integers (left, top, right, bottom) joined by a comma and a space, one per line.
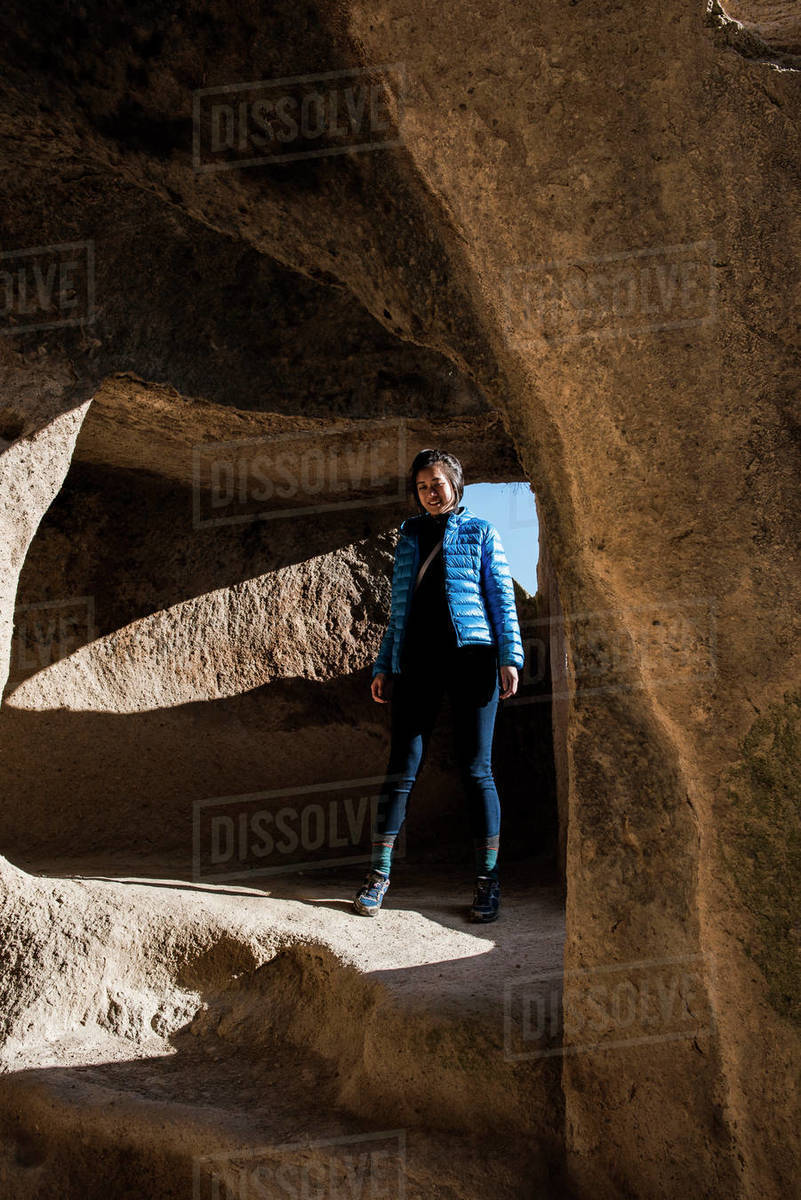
399, 508, 459, 669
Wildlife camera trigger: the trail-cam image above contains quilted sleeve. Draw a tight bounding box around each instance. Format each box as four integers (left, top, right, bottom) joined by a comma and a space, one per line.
480, 523, 525, 670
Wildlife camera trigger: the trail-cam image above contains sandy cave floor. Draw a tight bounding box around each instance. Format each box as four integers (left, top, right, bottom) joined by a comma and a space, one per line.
22, 856, 567, 1026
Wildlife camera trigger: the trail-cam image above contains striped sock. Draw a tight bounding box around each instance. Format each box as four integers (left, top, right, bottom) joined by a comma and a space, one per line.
473, 835, 500, 879
370, 836, 396, 877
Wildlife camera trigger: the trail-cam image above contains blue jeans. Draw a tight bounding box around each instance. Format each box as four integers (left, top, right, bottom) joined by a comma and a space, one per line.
373, 645, 501, 868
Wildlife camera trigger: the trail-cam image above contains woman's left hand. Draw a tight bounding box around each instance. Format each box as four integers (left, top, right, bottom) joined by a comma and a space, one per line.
499, 665, 519, 699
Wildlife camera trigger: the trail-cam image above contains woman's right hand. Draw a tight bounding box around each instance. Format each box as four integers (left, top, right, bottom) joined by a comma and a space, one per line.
371, 673, 389, 703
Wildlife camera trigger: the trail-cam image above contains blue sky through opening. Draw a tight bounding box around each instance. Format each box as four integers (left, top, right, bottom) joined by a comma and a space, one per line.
463, 481, 539, 595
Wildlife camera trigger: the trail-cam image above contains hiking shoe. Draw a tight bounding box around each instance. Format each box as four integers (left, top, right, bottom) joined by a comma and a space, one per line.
469, 875, 500, 922
353, 869, 390, 917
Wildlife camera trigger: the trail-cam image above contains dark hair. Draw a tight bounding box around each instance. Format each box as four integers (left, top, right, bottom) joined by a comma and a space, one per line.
408, 449, 464, 514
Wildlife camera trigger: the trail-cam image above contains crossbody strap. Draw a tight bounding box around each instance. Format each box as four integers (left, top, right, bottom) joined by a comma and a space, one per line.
414, 537, 444, 592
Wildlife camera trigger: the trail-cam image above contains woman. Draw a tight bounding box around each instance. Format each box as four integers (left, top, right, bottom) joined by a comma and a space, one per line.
353, 448, 524, 922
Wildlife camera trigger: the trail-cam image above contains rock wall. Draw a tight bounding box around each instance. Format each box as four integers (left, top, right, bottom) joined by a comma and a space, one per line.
335, 6, 801, 1196
535, 499, 570, 886
0, 347, 93, 701
720, 1, 801, 56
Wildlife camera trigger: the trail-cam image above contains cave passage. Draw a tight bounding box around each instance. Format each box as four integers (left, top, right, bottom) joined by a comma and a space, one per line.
1, 448, 562, 890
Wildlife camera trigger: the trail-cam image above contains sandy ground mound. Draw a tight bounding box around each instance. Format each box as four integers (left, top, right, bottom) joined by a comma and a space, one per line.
0, 855, 567, 1198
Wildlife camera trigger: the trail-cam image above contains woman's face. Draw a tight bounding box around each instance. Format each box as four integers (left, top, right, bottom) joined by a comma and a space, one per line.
415, 466, 456, 515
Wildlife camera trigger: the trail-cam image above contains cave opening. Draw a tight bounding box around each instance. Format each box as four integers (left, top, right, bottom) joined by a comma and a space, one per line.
451, 477, 562, 888
0, 406, 564, 897
0, 396, 568, 1095
0, 368, 569, 1195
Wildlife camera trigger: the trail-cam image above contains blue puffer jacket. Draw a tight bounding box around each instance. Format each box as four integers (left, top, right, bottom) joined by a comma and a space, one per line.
372, 504, 525, 678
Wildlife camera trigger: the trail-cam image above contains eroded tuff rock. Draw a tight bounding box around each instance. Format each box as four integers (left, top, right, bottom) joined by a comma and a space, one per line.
720, 1, 801, 56
0, 855, 565, 1198
0, 0, 800, 1197
0, 346, 93, 703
